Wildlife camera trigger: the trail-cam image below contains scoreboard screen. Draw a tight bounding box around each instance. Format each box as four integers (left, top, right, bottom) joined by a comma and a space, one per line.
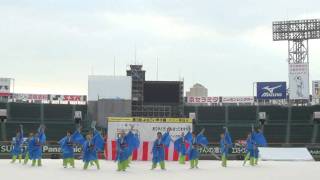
143, 81, 181, 103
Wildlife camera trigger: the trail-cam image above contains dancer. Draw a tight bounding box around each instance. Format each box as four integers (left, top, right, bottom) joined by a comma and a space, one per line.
126, 132, 140, 168
58, 126, 85, 168
29, 124, 46, 167
23, 132, 34, 165
151, 128, 172, 170
174, 131, 188, 165
251, 127, 267, 165
10, 125, 24, 163
243, 132, 255, 166
115, 126, 140, 171
82, 121, 104, 170
186, 129, 208, 169
220, 127, 232, 167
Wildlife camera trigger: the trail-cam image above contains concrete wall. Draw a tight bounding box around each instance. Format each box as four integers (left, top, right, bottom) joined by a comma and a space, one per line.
88, 99, 131, 128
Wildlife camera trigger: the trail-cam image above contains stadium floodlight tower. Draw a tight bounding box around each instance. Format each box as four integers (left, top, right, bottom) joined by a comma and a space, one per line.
273, 19, 320, 102
273, 19, 320, 63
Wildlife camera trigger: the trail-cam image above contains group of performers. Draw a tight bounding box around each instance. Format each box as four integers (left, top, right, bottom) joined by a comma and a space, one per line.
11, 124, 46, 166
59, 121, 104, 170
173, 128, 209, 169
10, 122, 105, 170
115, 125, 140, 171
243, 126, 268, 166
10, 122, 267, 170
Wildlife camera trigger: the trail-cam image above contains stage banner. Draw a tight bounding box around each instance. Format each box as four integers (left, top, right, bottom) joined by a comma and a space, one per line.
221, 96, 254, 104
106, 117, 192, 161
257, 82, 287, 99
187, 96, 219, 104
0, 78, 10, 95
312, 81, 320, 99
289, 63, 309, 100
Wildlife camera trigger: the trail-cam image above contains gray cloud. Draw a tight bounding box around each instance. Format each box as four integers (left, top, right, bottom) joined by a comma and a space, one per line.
0, 0, 319, 95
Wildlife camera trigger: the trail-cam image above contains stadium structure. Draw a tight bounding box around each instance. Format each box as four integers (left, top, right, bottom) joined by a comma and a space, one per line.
0, 19, 320, 161
0, 64, 319, 160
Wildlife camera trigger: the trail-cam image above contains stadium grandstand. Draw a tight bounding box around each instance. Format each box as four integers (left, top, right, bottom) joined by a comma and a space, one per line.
0, 64, 320, 160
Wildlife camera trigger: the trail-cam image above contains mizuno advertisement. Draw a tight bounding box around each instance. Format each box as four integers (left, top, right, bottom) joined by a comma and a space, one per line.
257, 82, 287, 99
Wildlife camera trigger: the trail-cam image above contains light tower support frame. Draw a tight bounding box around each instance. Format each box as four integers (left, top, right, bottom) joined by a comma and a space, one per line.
273, 19, 320, 102
288, 40, 309, 64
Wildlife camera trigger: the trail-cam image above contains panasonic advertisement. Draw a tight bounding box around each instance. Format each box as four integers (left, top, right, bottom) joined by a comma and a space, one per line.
257, 82, 287, 99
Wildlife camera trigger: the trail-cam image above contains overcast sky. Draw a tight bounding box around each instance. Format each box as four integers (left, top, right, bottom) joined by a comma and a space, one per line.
0, 0, 319, 96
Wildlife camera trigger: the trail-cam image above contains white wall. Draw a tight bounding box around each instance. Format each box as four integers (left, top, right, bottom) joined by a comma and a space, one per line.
88, 75, 132, 101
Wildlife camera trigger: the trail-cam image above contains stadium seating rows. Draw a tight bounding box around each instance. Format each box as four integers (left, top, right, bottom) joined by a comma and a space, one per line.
0, 102, 87, 142
1, 102, 320, 146
185, 105, 320, 145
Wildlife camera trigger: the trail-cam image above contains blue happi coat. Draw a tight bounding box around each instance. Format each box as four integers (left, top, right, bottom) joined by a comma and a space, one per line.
252, 132, 267, 147
220, 131, 232, 156
245, 134, 255, 157
92, 130, 105, 151
251, 131, 267, 158
130, 133, 140, 155
186, 132, 208, 160
152, 132, 171, 164
116, 131, 140, 163
132, 133, 140, 153
82, 130, 104, 162
58, 131, 85, 159
174, 135, 188, 156
24, 137, 33, 157
11, 130, 24, 156
29, 129, 46, 160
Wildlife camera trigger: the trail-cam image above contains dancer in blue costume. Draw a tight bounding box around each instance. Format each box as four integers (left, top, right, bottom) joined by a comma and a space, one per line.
174, 131, 188, 165
58, 125, 85, 168
23, 132, 34, 165
126, 130, 140, 168
251, 126, 267, 165
243, 132, 255, 166
29, 124, 46, 167
151, 128, 172, 170
220, 127, 232, 167
116, 125, 140, 171
82, 121, 104, 170
186, 129, 208, 169
10, 125, 24, 163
